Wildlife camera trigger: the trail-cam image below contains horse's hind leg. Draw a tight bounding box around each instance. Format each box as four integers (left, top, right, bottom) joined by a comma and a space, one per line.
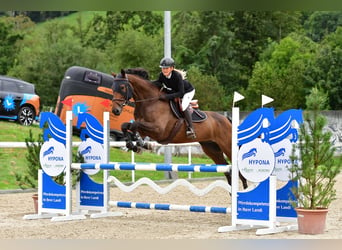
199, 141, 248, 189
199, 142, 232, 186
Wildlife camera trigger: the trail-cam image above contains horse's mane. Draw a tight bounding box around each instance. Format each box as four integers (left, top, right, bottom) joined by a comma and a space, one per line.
125, 68, 150, 80
122, 67, 160, 92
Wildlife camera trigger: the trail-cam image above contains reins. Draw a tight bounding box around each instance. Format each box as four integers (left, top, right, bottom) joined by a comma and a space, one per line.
135, 96, 159, 103
112, 76, 160, 104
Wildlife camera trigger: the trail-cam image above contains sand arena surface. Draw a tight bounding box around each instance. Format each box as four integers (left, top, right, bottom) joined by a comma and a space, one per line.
0, 175, 341, 239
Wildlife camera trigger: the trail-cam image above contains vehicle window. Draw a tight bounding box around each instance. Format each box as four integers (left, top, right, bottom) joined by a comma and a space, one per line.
84, 71, 101, 84
1, 80, 18, 92
17, 82, 34, 94
0, 79, 34, 94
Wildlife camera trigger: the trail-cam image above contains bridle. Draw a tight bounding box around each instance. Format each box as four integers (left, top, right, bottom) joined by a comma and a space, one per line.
112, 75, 159, 107
112, 77, 134, 108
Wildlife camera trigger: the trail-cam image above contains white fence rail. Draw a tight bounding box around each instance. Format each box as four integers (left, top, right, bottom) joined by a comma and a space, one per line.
0, 141, 204, 182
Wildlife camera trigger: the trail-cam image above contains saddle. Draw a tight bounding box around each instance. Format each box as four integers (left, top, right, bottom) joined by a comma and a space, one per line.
169, 98, 207, 122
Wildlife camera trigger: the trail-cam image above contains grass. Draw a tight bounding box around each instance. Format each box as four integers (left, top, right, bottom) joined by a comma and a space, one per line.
0, 120, 41, 141
0, 120, 220, 190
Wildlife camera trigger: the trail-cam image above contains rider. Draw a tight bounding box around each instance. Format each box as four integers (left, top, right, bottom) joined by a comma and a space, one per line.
156, 57, 196, 139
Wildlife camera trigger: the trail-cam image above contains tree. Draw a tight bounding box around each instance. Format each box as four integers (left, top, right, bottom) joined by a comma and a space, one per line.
305, 27, 342, 109
82, 11, 163, 50
173, 11, 302, 95
187, 66, 230, 111
6, 11, 76, 23
304, 11, 342, 42
230, 11, 302, 90
8, 12, 164, 108
290, 86, 341, 209
173, 11, 238, 92
0, 19, 23, 74
9, 20, 113, 107
243, 33, 317, 110
3, 14, 35, 31
110, 29, 163, 79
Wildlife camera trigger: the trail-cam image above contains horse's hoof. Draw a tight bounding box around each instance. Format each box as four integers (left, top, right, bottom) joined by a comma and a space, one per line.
126, 142, 133, 149
136, 139, 145, 147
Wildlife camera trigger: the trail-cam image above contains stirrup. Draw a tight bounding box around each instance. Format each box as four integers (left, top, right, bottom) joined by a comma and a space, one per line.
186, 128, 196, 139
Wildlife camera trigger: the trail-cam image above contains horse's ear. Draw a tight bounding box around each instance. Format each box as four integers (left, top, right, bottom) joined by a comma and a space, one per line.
111, 72, 117, 77
121, 69, 126, 78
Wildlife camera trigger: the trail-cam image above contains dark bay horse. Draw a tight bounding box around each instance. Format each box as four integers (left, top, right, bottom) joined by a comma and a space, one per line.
111, 68, 247, 189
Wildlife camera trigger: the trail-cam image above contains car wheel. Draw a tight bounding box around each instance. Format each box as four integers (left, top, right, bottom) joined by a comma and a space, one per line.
18, 106, 35, 126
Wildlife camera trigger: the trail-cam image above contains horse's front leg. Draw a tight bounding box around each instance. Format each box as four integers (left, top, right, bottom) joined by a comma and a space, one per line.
121, 122, 135, 151
134, 132, 145, 147
121, 122, 141, 152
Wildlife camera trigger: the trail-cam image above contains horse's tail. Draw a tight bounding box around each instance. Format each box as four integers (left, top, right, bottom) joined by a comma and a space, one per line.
226, 115, 232, 123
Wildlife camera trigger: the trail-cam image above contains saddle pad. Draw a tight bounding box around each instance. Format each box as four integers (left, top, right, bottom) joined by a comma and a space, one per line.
169, 100, 207, 122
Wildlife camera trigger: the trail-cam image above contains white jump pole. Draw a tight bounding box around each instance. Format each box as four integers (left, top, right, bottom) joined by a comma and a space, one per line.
103, 111, 110, 214
88, 112, 123, 219
65, 110, 73, 217
51, 111, 86, 222
230, 106, 239, 228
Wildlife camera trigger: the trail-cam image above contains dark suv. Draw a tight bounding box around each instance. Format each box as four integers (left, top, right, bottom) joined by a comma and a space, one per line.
0, 76, 40, 126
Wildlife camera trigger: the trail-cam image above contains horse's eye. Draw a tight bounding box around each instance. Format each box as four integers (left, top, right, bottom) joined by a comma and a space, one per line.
120, 85, 125, 91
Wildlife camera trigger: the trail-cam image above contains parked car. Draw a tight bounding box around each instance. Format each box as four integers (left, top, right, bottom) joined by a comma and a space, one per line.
0, 75, 40, 126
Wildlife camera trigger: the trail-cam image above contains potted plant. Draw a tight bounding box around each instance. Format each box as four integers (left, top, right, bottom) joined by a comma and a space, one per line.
290, 87, 342, 234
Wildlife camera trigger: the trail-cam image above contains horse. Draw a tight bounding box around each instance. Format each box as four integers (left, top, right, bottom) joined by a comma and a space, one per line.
111, 68, 248, 189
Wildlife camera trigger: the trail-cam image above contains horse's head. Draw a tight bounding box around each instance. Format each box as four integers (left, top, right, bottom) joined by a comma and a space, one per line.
111, 69, 133, 116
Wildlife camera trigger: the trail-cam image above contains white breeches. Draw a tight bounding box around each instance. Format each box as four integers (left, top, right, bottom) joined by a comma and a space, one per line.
181, 89, 195, 111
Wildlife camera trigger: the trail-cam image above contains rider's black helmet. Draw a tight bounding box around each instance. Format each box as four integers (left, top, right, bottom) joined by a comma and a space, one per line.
159, 57, 175, 68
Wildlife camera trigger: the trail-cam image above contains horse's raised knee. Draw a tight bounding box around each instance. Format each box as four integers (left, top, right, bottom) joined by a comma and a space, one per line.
121, 122, 131, 132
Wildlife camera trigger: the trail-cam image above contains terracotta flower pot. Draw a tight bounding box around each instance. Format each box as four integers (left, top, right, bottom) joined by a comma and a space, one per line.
32, 193, 38, 214
295, 207, 328, 234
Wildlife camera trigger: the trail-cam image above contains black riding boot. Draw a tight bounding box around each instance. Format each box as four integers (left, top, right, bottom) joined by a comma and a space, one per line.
183, 108, 196, 139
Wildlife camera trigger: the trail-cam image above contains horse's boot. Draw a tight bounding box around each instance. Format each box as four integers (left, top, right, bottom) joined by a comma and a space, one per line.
183, 108, 196, 139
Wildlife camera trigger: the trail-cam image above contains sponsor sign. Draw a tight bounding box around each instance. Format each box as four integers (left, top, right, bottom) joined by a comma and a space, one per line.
271, 139, 293, 181
40, 138, 66, 176
237, 138, 275, 183
78, 138, 104, 175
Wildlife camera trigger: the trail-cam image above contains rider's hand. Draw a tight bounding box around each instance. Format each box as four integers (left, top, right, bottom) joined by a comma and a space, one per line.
159, 94, 168, 101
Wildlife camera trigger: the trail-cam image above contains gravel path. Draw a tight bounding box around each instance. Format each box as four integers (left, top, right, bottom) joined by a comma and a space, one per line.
0, 175, 341, 239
